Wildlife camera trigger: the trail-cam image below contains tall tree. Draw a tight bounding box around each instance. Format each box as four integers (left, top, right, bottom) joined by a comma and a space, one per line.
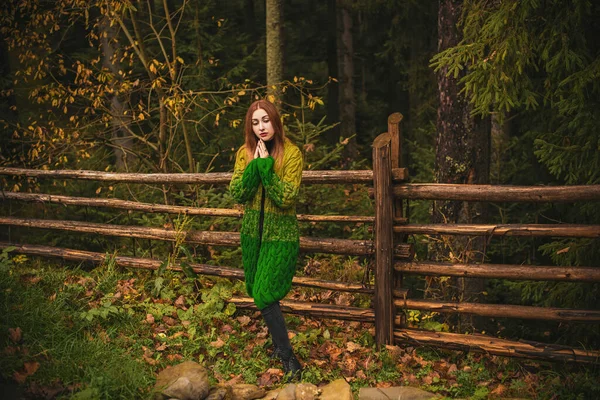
432, 0, 490, 311
337, 0, 357, 160
432, 0, 600, 345
266, 0, 283, 105
326, 0, 340, 144
99, 15, 134, 171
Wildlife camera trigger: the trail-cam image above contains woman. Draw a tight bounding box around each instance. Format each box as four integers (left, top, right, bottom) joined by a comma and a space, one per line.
229, 99, 303, 378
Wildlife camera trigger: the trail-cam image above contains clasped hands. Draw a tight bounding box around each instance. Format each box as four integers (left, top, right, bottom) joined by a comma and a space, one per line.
254, 139, 269, 159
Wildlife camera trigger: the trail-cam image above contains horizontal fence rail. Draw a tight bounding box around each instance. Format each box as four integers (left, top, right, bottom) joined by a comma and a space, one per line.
2, 162, 599, 364
0, 167, 408, 184
1, 191, 376, 224
0, 217, 414, 258
393, 223, 600, 238
0, 242, 377, 295
394, 330, 600, 364
394, 261, 600, 282
394, 298, 600, 323
392, 183, 600, 202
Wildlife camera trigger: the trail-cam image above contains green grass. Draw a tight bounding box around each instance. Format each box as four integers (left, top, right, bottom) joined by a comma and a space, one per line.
0, 257, 153, 398
1, 251, 599, 399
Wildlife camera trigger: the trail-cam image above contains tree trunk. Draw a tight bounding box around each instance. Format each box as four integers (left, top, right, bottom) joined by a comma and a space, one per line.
266, 0, 283, 106
326, 0, 340, 144
337, 0, 357, 162
432, 0, 491, 328
490, 112, 510, 183
100, 15, 135, 171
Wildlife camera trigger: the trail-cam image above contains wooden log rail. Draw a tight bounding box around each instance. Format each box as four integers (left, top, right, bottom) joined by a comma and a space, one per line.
392, 183, 600, 202
394, 298, 600, 323
394, 330, 600, 364
395, 261, 600, 283
0, 216, 414, 258
0, 191, 375, 224
393, 223, 600, 238
0, 242, 379, 295
230, 296, 374, 322
0, 167, 409, 184
229, 297, 600, 363
2, 241, 596, 363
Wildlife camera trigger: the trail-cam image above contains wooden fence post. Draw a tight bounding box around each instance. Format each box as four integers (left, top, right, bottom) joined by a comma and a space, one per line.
388, 113, 405, 329
373, 132, 394, 346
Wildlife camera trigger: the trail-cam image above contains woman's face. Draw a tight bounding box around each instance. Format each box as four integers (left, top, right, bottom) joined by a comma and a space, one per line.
251, 108, 275, 142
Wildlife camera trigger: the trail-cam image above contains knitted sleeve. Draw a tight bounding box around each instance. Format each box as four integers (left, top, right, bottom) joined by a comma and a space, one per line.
256, 146, 303, 209
229, 146, 260, 204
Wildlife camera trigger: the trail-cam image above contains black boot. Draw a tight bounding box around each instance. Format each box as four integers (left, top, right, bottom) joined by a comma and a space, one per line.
260, 302, 302, 380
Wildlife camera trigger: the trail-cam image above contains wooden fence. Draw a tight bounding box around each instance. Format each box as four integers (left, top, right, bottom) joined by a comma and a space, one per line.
1, 113, 599, 364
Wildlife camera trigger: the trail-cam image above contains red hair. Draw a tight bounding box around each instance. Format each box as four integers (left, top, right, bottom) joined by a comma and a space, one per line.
244, 100, 286, 168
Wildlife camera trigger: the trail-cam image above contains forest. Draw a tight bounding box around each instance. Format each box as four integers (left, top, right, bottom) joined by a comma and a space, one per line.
0, 0, 599, 399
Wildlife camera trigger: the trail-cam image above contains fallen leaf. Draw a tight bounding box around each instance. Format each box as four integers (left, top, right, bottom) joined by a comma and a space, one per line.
162, 316, 177, 326
169, 331, 186, 340
174, 295, 187, 309
145, 314, 155, 324
491, 384, 507, 396
13, 361, 39, 383
225, 374, 243, 386
24, 361, 39, 375
346, 341, 362, 353
447, 363, 458, 375
237, 316, 251, 326
142, 354, 158, 365
167, 354, 183, 362
210, 337, 226, 348
258, 369, 280, 386
9, 327, 22, 343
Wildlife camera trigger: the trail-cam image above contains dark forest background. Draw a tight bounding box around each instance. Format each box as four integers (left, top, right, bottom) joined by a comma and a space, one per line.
1, 0, 599, 349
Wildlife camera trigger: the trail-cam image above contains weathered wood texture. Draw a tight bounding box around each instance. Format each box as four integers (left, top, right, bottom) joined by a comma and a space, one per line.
0, 216, 414, 257
394, 329, 600, 364
393, 223, 600, 238
0, 217, 370, 255
230, 296, 375, 323
1, 192, 374, 223
393, 183, 600, 202
394, 298, 600, 323
0, 167, 409, 184
0, 242, 377, 294
373, 132, 395, 346
395, 261, 600, 282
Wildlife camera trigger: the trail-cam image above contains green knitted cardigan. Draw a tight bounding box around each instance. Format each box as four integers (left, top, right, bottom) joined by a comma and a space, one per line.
229, 139, 303, 310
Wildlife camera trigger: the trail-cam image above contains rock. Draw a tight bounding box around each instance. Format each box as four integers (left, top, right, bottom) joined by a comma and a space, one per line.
358, 386, 440, 400
319, 379, 353, 400
231, 383, 265, 400
295, 383, 319, 400
153, 361, 210, 400
262, 389, 282, 400
275, 383, 296, 400
206, 385, 233, 400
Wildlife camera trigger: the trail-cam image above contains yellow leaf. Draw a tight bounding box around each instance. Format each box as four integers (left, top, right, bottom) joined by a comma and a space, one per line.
138, 113, 145, 121
267, 95, 275, 103
96, 187, 102, 194
237, 90, 246, 96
